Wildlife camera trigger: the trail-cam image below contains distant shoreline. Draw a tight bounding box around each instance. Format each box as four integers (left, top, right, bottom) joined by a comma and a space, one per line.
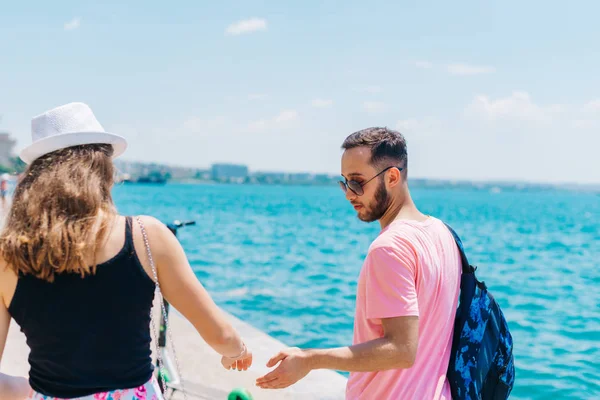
119, 178, 600, 194
112, 159, 600, 193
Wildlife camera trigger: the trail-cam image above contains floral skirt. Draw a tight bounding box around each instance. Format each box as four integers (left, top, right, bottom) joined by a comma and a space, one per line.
26, 376, 164, 400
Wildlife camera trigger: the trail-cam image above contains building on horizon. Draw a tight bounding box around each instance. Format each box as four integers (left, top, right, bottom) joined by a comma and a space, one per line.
211, 163, 249, 182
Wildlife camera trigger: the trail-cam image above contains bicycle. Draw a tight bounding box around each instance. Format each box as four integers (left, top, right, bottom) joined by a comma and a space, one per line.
156, 219, 196, 399
155, 219, 254, 400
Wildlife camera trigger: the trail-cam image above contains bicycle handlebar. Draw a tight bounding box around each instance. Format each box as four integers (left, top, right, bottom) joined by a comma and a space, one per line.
166, 219, 196, 235
173, 220, 196, 227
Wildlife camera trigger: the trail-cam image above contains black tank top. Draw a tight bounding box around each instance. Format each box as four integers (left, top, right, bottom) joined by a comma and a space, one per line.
8, 217, 156, 398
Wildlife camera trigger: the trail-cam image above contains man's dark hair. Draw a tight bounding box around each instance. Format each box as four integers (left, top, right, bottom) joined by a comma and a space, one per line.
342, 127, 408, 171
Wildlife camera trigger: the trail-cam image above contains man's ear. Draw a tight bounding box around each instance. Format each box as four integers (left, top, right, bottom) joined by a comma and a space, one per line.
387, 167, 402, 188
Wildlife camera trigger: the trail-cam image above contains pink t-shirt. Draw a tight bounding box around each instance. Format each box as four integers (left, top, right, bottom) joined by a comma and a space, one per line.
346, 217, 461, 400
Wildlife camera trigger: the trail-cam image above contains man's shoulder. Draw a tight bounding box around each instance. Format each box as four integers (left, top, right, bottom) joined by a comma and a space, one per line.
369, 219, 429, 250
367, 217, 449, 258
364, 229, 418, 269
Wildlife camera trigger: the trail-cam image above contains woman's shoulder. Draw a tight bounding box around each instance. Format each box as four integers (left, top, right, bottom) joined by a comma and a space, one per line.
0, 256, 16, 282
0, 256, 18, 308
132, 214, 165, 227
129, 215, 170, 237
128, 215, 177, 257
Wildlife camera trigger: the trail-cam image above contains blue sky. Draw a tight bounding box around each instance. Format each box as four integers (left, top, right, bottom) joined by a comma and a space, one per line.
1, 1, 599, 184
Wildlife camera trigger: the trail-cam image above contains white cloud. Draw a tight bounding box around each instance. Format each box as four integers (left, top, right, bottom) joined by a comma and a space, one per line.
274, 110, 298, 123
572, 119, 597, 130
572, 99, 600, 128
248, 94, 268, 100
447, 63, 495, 76
414, 61, 433, 69
583, 99, 600, 113
225, 18, 267, 36
311, 99, 333, 108
464, 91, 563, 123
64, 17, 81, 31
246, 110, 298, 132
246, 119, 269, 132
363, 101, 387, 114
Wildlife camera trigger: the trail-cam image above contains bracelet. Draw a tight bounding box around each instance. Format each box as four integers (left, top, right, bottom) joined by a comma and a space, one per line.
226, 342, 247, 360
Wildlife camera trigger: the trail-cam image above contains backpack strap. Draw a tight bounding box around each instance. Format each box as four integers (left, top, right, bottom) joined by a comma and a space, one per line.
443, 222, 486, 290
444, 222, 487, 377
443, 223, 474, 275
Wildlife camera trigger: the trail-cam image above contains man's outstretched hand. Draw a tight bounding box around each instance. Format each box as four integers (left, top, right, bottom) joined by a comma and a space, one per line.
255, 347, 312, 389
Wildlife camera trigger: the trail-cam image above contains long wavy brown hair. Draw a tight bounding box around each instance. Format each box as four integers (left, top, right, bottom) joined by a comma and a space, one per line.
0, 144, 118, 282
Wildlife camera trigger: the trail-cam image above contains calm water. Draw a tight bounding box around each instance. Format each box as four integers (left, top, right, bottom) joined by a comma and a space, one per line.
114, 183, 600, 399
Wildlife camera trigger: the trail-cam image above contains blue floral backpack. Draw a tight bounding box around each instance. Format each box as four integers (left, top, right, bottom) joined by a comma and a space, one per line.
444, 223, 515, 399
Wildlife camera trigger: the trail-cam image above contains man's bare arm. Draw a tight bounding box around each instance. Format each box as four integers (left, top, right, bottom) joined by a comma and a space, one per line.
256, 316, 418, 389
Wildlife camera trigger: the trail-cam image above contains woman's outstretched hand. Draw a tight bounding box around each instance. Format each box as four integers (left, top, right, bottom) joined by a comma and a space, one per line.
221, 346, 253, 371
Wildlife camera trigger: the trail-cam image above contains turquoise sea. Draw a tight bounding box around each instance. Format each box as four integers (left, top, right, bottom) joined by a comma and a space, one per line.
114, 183, 600, 399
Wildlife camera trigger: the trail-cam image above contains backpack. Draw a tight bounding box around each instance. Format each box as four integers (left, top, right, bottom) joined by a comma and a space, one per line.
444, 223, 515, 399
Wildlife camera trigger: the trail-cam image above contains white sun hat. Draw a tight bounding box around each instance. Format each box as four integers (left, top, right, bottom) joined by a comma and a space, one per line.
19, 102, 127, 164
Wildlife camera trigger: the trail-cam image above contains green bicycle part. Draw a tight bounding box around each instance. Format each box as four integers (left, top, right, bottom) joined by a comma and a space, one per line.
227, 387, 254, 400
158, 366, 171, 383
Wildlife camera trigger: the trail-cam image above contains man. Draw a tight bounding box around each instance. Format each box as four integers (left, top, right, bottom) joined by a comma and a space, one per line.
256, 127, 462, 399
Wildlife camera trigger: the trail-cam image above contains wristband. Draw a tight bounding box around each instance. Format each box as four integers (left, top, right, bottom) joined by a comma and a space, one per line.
226, 342, 247, 360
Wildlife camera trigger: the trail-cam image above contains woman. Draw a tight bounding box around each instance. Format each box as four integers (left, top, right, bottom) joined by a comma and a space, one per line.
0, 102, 252, 400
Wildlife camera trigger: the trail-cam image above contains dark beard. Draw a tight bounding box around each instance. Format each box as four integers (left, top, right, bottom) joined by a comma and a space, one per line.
358, 179, 390, 223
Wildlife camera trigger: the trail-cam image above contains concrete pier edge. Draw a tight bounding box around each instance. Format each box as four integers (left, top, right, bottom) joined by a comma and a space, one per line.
1, 301, 347, 400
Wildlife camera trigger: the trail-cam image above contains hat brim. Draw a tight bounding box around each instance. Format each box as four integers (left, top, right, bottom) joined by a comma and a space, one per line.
19, 131, 128, 164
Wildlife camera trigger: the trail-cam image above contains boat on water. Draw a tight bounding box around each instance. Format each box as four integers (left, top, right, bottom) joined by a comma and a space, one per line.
117, 172, 169, 185
135, 175, 168, 184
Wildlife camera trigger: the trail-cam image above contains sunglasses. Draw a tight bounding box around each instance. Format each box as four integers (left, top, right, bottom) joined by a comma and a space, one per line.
339, 166, 403, 196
